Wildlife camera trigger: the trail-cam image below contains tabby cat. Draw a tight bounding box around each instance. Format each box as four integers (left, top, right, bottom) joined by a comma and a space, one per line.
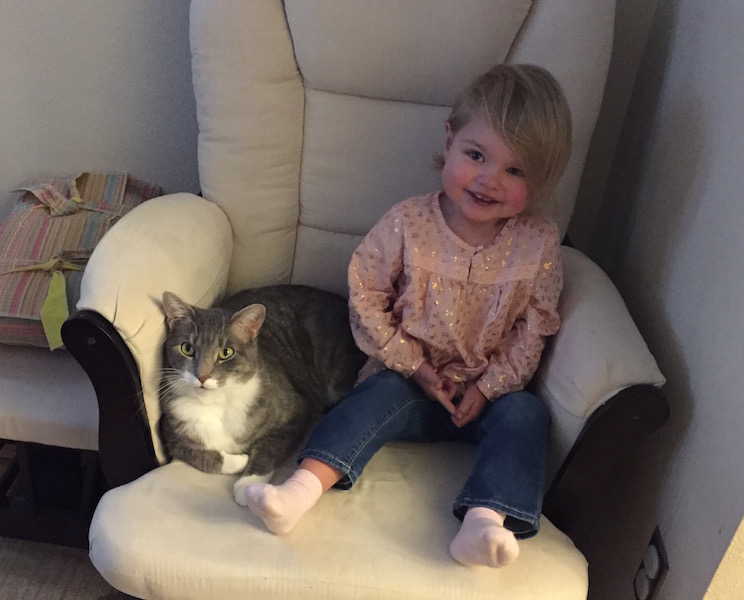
159, 284, 366, 487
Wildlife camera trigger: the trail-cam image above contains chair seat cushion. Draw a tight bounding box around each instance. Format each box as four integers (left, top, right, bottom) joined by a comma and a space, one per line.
0, 344, 98, 449
89, 442, 588, 600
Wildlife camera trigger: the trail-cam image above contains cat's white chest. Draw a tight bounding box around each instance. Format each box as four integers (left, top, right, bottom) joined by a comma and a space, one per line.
172, 376, 260, 453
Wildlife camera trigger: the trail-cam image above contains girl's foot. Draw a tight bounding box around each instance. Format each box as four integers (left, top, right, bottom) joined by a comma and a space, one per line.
450, 507, 520, 567
234, 468, 322, 534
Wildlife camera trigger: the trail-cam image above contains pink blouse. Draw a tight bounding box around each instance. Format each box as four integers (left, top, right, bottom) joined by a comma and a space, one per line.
348, 192, 563, 400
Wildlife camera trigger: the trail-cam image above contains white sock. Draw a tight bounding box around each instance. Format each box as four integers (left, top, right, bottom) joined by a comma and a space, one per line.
450, 507, 520, 567
234, 468, 323, 535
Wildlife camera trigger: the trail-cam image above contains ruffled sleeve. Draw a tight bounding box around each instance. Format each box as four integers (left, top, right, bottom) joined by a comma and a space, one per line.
348, 207, 426, 377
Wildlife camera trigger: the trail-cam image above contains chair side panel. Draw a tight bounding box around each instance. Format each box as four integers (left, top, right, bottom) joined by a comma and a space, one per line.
191, 0, 304, 292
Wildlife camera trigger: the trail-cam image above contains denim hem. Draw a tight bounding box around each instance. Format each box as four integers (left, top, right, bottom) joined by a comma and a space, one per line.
453, 497, 541, 540
297, 449, 357, 489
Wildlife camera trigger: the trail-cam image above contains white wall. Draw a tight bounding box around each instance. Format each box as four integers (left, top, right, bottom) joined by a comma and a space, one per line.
584, 1, 744, 598
0, 1, 198, 207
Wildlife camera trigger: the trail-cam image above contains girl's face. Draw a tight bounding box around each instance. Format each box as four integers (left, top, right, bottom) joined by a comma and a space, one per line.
441, 117, 530, 232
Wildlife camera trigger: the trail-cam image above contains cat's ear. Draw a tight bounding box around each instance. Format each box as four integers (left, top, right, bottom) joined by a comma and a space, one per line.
162, 292, 194, 327
230, 304, 266, 342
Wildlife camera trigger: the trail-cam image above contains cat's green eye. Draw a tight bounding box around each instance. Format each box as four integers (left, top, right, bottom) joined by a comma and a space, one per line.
218, 347, 234, 361
179, 342, 195, 357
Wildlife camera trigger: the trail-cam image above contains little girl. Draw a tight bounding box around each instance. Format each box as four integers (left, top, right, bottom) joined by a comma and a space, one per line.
235, 63, 573, 568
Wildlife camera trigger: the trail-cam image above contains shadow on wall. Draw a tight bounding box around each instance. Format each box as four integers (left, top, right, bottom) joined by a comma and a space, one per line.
585, 2, 700, 597
591, 0, 698, 446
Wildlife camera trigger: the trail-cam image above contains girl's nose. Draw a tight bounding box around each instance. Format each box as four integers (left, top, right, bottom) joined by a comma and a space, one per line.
480, 166, 505, 191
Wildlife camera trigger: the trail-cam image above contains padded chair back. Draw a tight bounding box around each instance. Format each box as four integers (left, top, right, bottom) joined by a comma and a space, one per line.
190, 0, 615, 296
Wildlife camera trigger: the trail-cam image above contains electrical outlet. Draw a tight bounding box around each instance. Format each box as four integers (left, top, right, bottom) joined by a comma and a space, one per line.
634, 527, 669, 600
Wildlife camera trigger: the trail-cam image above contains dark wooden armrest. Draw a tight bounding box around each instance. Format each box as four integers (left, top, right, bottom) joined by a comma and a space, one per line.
62, 310, 158, 488
542, 384, 669, 553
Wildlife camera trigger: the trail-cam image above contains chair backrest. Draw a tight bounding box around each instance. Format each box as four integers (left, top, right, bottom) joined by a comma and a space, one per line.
190, 0, 615, 296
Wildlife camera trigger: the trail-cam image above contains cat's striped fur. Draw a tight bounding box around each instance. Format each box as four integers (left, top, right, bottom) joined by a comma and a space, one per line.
159, 285, 366, 483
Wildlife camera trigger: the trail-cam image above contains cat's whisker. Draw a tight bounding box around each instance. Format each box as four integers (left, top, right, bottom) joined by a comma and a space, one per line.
158, 375, 190, 397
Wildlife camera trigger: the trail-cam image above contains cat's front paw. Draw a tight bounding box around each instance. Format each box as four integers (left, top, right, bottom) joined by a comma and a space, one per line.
233, 471, 275, 506
219, 450, 249, 474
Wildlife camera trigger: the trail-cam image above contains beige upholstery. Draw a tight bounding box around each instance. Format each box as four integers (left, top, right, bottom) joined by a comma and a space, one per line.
77, 1, 666, 598
0, 346, 97, 450
91, 445, 588, 600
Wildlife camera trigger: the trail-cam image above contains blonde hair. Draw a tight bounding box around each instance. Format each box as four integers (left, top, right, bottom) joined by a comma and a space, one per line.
437, 64, 572, 214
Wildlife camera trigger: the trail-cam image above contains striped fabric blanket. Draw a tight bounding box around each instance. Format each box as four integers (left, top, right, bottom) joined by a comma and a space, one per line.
0, 172, 163, 349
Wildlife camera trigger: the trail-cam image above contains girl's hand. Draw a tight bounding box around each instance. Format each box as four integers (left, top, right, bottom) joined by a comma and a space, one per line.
411, 362, 457, 414
452, 385, 488, 428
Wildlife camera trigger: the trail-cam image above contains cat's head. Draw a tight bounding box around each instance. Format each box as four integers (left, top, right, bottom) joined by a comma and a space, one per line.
161, 292, 266, 393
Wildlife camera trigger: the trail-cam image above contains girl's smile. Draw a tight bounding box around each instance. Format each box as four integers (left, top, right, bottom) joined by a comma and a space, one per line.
467, 190, 501, 207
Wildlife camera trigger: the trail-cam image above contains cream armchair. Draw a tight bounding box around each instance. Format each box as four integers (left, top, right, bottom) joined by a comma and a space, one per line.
62, 1, 668, 598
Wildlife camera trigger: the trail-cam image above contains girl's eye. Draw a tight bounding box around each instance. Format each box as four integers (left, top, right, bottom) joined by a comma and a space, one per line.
179, 342, 195, 357
218, 347, 234, 361
466, 150, 485, 162
507, 166, 525, 177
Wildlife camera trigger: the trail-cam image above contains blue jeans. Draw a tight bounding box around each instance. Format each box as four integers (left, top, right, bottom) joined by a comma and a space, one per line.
298, 370, 551, 539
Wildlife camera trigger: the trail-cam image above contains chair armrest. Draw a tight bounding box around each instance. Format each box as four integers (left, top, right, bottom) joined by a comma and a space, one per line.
535, 247, 669, 550
63, 310, 156, 487
63, 193, 233, 484
533, 246, 666, 465
543, 384, 668, 553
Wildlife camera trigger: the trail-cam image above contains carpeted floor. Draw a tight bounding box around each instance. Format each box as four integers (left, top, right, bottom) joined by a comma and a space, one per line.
0, 535, 130, 600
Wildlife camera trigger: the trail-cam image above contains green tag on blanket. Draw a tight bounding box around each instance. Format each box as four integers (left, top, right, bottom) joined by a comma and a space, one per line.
40, 270, 69, 350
